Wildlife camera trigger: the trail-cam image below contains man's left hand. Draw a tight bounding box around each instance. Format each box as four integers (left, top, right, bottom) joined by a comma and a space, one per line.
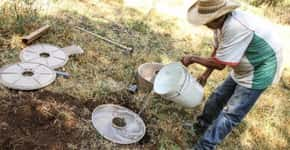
197, 68, 214, 86
197, 74, 208, 86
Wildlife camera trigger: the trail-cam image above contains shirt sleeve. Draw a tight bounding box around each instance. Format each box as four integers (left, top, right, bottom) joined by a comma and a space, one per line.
214, 16, 254, 67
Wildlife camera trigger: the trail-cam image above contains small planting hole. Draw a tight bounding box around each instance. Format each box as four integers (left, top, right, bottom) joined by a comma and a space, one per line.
112, 117, 126, 128
22, 71, 34, 77
138, 132, 151, 144
40, 52, 50, 58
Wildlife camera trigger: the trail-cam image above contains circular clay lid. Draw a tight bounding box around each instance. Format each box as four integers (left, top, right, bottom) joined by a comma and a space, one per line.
20, 44, 68, 69
91, 104, 146, 144
0, 62, 56, 90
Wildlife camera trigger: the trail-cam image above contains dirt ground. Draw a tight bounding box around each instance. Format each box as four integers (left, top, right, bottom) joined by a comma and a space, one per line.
0, 90, 159, 150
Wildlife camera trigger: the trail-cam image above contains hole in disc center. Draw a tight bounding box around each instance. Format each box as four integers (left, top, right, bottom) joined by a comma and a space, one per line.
40, 52, 50, 58
22, 71, 34, 77
112, 117, 126, 128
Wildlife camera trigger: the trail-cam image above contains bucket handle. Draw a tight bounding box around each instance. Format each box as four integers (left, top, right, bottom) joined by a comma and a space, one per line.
165, 68, 190, 98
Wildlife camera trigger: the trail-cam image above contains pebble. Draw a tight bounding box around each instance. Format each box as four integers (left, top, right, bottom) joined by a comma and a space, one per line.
0, 122, 9, 130
82, 107, 91, 117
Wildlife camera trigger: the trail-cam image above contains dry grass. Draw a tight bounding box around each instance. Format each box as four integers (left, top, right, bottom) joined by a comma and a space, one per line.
0, 0, 289, 149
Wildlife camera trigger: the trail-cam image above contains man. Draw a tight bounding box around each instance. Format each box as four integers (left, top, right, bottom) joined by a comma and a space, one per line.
181, 0, 284, 149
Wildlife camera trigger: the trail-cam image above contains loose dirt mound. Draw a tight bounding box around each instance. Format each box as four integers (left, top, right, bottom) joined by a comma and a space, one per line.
0, 91, 87, 149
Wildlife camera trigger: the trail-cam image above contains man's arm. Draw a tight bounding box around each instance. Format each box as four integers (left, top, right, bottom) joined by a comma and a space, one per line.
198, 68, 214, 86
181, 55, 226, 70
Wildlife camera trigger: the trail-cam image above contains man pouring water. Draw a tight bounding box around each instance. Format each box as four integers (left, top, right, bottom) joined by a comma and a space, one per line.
181, 0, 284, 149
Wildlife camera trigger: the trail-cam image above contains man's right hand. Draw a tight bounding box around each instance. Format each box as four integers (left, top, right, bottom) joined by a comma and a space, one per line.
181, 56, 194, 67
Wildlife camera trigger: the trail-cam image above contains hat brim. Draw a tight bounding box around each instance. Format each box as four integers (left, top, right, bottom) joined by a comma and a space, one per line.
187, 0, 240, 25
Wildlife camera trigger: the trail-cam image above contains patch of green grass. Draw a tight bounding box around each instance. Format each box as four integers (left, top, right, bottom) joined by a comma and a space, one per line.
244, 0, 290, 7
125, 20, 151, 34
0, 0, 40, 33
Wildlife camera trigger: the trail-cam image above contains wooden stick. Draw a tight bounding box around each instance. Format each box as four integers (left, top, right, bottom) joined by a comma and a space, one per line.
22, 25, 50, 45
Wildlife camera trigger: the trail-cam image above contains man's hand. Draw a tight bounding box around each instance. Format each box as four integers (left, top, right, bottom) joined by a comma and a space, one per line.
181, 56, 194, 67
197, 68, 214, 86
197, 74, 208, 86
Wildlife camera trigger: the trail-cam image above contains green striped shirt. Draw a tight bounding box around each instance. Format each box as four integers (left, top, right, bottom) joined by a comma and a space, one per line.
213, 11, 283, 89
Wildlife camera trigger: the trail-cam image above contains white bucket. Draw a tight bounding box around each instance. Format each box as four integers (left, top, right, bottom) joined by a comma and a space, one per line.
153, 62, 204, 107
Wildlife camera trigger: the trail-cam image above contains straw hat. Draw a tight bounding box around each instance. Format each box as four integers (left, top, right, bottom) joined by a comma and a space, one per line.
187, 0, 240, 25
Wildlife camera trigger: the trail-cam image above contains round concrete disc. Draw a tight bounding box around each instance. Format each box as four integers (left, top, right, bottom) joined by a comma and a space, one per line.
20, 44, 68, 69
0, 62, 56, 90
92, 104, 146, 144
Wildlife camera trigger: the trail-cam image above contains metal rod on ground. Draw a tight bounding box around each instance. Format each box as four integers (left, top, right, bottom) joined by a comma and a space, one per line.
55, 71, 70, 79
74, 26, 133, 53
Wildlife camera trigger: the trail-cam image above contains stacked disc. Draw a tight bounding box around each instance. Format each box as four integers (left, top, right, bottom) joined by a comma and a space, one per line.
0, 62, 56, 90
20, 44, 68, 69
0, 44, 83, 90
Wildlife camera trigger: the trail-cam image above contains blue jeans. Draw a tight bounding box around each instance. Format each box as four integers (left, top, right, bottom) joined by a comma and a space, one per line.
194, 76, 266, 150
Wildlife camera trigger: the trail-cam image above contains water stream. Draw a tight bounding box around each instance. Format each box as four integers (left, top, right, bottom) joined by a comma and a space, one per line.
138, 90, 155, 115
